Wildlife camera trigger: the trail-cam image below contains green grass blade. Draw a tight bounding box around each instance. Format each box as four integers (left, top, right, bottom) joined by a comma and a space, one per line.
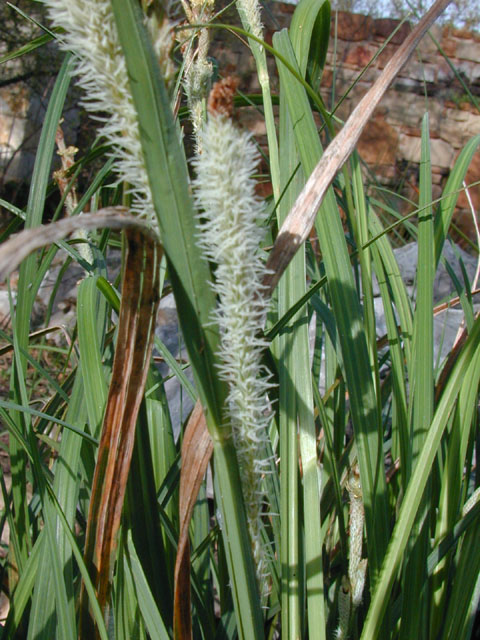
77, 276, 109, 439
16, 53, 73, 314
191, 481, 213, 618
1, 534, 41, 637
430, 332, 480, 628
361, 314, 480, 639
0, 30, 57, 63
350, 155, 379, 388
109, 0, 224, 422
441, 523, 480, 640
0, 400, 97, 446
370, 243, 409, 480
410, 112, 435, 470
9, 55, 74, 580
433, 134, 480, 266
2, 537, 43, 638
45, 483, 110, 640
274, 28, 389, 585
0, 405, 34, 458
427, 500, 480, 578
212, 445, 264, 639
312, 383, 348, 561
126, 399, 173, 626
126, 532, 171, 640
28, 367, 89, 637
275, 81, 305, 638
110, 3, 263, 635
21, 428, 76, 638
115, 540, 146, 640
153, 336, 197, 403
266, 276, 327, 341
144, 387, 177, 494
236, 3, 280, 202
2, 402, 107, 639
277, 13, 329, 637
97, 253, 190, 404
290, 0, 330, 89
400, 112, 434, 639
368, 210, 413, 375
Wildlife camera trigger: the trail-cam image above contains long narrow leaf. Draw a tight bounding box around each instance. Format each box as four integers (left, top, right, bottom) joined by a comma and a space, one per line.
80, 229, 161, 635
110, 3, 264, 636
361, 314, 480, 639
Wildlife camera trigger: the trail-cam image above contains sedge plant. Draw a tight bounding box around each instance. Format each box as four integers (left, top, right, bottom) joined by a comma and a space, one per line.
0, 0, 479, 638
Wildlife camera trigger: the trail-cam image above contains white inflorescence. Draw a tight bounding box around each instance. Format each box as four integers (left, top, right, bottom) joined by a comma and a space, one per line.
192, 113, 272, 586
347, 468, 367, 610
180, 0, 216, 148
41, 0, 158, 230
237, 0, 264, 41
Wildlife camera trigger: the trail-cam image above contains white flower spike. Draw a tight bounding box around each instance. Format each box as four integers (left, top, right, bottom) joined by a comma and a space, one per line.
347, 467, 367, 610
193, 78, 272, 588
41, 0, 173, 232
237, 0, 264, 41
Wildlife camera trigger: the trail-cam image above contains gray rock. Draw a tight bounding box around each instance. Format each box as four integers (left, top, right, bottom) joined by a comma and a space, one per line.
156, 242, 479, 406
0, 290, 13, 329
155, 293, 195, 437
7, 240, 474, 430
390, 241, 478, 303
373, 241, 479, 364
433, 308, 468, 362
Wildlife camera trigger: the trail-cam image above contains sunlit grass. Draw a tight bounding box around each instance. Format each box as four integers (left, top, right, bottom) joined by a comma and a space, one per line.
0, 0, 478, 638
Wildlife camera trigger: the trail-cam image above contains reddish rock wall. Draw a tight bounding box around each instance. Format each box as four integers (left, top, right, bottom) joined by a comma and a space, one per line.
211, 4, 480, 243
1, 5, 479, 241
322, 10, 480, 241
323, 13, 480, 202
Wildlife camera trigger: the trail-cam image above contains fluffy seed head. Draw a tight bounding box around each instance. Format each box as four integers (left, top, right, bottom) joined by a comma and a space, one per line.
41, 0, 175, 232
192, 108, 272, 588
237, 0, 264, 41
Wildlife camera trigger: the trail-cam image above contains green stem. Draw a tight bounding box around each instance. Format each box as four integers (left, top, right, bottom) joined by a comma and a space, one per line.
213, 439, 264, 639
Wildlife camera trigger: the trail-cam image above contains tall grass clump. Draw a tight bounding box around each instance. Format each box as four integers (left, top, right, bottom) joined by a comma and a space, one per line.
0, 0, 479, 638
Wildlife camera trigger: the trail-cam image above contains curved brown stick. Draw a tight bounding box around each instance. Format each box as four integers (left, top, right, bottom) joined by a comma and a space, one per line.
0, 207, 155, 281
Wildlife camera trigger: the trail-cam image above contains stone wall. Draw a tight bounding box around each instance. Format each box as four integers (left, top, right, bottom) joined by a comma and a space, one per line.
0, 3, 64, 193
211, 3, 480, 242
322, 11, 480, 241
0, 82, 51, 184
1, 4, 479, 240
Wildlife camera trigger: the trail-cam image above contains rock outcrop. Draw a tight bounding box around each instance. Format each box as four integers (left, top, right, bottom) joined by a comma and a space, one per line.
1, 5, 479, 239
211, 4, 480, 242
